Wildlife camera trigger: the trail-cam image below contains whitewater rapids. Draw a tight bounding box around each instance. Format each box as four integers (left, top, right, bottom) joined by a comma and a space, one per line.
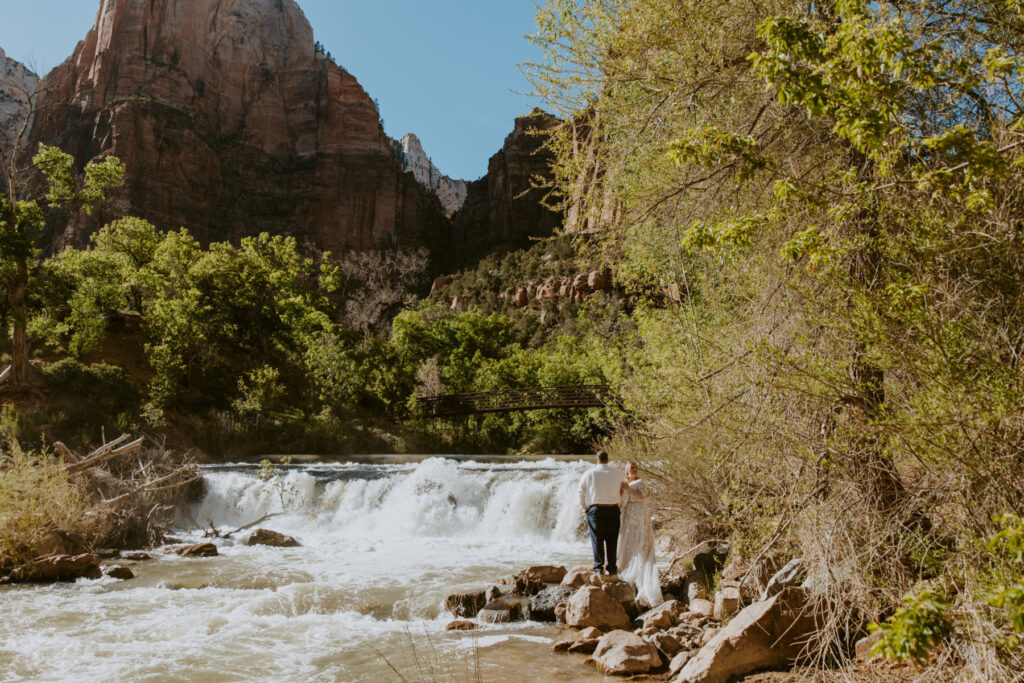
0, 456, 610, 682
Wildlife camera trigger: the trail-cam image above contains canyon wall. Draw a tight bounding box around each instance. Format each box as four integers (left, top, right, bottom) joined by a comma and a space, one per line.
0, 48, 39, 171
19, 0, 560, 273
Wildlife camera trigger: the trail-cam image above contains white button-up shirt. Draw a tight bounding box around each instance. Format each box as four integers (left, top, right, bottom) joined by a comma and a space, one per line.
578, 463, 624, 509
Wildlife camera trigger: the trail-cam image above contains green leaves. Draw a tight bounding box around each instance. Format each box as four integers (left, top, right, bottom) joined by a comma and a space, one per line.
33, 144, 125, 213
868, 586, 953, 664
668, 127, 771, 181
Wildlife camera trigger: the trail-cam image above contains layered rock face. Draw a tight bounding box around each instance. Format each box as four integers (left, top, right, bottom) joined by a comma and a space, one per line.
450, 110, 561, 264
28, 0, 449, 258
0, 48, 39, 167
391, 133, 467, 217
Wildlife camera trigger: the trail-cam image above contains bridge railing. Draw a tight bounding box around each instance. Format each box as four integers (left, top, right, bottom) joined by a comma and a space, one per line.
410, 384, 611, 418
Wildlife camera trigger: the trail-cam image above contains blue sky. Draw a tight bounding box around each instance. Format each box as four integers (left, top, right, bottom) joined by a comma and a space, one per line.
0, 0, 544, 181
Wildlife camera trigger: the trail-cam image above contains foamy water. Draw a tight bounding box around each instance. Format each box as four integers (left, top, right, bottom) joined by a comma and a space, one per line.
0, 457, 609, 682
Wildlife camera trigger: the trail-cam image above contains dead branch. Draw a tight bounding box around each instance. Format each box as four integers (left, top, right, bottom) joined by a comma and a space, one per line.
222, 512, 283, 539
64, 436, 144, 474
101, 464, 198, 505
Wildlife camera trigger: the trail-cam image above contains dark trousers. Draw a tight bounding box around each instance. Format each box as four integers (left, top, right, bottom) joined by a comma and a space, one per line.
586, 505, 620, 574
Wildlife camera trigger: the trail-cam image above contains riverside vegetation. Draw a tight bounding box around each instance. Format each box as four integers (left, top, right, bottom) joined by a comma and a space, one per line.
3, 0, 1024, 678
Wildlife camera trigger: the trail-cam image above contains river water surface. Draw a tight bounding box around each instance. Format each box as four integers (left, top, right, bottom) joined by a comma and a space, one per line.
0, 456, 612, 682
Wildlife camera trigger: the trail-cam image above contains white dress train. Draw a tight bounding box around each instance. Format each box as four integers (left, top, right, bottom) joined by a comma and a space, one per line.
617, 479, 663, 608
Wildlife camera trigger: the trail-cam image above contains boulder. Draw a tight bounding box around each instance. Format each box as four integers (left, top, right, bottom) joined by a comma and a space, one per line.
588, 270, 608, 291
688, 598, 714, 618
477, 598, 524, 624
485, 585, 502, 602
650, 632, 685, 658
509, 571, 546, 596
446, 620, 479, 631
561, 566, 599, 589
122, 552, 152, 561
688, 583, 707, 602
855, 632, 882, 661
713, 587, 741, 620
700, 628, 720, 646
523, 565, 567, 584
761, 558, 806, 601
1, 553, 102, 584
167, 543, 218, 558
445, 591, 487, 619
565, 586, 632, 630
593, 630, 663, 675
673, 587, 815, 683
640, 600, 681, 630
552, 626, 604, 653
573, 272, 590, 291
568, 638, 601, 654
528, 585, 575, 621
601, 580, 637, 605
554, 601, 568, 623
246, 529, 300, 547
669, 650, 695, 678
104, 565, 135, 580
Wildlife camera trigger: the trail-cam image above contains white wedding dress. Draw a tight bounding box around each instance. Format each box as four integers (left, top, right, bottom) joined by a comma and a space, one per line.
617, 479, 663, 608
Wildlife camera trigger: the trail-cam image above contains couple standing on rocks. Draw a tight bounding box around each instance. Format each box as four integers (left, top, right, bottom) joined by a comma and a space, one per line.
578, 450, 662, 609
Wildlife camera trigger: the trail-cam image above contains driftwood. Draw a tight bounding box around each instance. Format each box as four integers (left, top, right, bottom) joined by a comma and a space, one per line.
64, 436, 144, 474
101, 464, 200, 505
0, 365, 10, 385
208, 512, 284, 539
52, 442, 80, 464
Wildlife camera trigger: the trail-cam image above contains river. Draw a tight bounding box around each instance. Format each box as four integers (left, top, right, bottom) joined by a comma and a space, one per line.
0, 456, 612, 682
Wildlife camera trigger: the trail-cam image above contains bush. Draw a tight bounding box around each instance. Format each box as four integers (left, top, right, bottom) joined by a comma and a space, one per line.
0, 442, 88, 568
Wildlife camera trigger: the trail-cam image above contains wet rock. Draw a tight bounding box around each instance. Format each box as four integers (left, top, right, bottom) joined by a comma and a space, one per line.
674, 587, 814, 683
122, 552, 152, 561
157, 580, 209, 590
713, 587, 741, 620
0, 553, 102, 584
688, 598, 714, 618
601, 580, 637, 605
568, 638, 601, 654
477, 598, 524, 624
650, 632, 684, 658
246, 529, 300, 548
529, 585, 575, 622
524, 565, 567, 584
446, 620, 479, 631
167, 543, 218, 558
485, 585, 502, 602
565, 586, 632, 631
593, 630, 662, 675
445, 591, 487, 619
561, 566, 599, 589
640, 600, 681, 630
104, 565, 135, 580
554, 601, 568, 623
761, 558, 806, 601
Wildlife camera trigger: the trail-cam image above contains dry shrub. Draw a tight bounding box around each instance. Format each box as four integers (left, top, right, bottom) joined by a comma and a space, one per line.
0, 441, 89, 567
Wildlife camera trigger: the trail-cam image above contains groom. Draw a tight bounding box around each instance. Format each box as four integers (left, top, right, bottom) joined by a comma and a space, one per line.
578, 450, 624, 579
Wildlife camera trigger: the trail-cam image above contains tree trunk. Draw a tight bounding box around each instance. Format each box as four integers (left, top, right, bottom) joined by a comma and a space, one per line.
10, 259, 27, 386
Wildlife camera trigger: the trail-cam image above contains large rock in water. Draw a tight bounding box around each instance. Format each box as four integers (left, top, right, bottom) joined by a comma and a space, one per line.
523, 565, 567, 584
593, 630, 663, 675
444, 591, 487, 619
674, 587, 815, 683
246, 529, 300, 547
477, 598, 524, 624
564, 586, 632, 630
528, 585, 575, 621
0, 553, 102, 583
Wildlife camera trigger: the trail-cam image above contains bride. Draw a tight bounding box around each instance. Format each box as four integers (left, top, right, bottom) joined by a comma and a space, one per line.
617, 462, 663, 608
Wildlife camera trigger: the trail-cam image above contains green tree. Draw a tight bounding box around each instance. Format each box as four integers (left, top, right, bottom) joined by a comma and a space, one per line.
0, 145, 123, 384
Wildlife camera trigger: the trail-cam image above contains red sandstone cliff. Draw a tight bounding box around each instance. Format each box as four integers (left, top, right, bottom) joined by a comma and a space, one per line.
29, 0, 449, 258
450, 110, 561, 264
24, 0, 561, 273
